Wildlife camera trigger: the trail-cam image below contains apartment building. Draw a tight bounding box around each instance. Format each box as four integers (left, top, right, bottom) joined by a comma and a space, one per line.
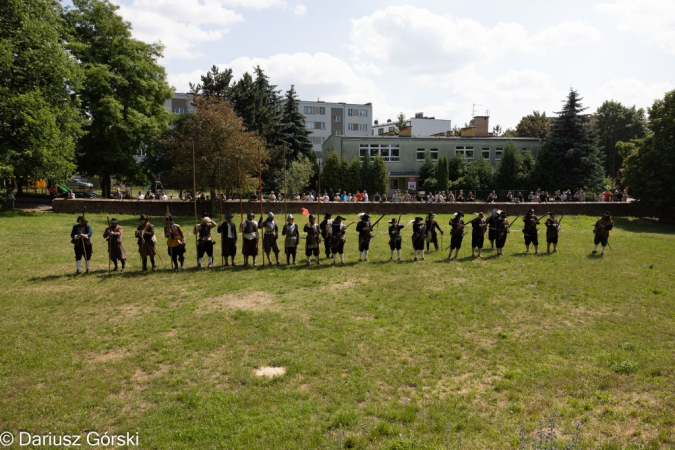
298, 100, 373, 159
372, 113, 452, 137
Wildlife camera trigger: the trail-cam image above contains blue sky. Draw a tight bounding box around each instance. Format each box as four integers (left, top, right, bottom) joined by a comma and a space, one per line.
112, 0, 674, 129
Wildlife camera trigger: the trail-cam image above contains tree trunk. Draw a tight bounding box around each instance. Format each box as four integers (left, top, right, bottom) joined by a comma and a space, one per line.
101, 174, 112, 199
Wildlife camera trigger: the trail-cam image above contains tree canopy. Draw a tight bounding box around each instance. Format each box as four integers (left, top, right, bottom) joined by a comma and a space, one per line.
65, 0, 173, 197
0, 0, 83, 183
515, 111, 551, 140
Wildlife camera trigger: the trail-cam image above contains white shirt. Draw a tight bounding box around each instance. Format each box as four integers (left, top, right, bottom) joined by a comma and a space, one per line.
363, 193, 369, 202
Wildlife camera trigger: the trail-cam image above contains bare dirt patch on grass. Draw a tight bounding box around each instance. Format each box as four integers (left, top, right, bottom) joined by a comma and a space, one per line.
205, 291, 276, 311
254, 366, 286, 378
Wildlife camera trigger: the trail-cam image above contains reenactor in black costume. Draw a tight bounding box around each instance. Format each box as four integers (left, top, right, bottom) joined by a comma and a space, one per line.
495, 211, 510, 256
164, 215, 186, 270
282, 214, 299, 265
486, 209, 500, 249
194, 214, 218, 268
319, 213, 333, 259
448, 212, 465, 260
135, 214, 157, 271
388, 218, 404, 261
468, 212, 487, 258
218, 212, 237, 266
356, 214, 372, 262
592, 211, 614, 256
303, 214, 321, 265
103, 217, 127, 272
240, 211, 259, 266
412, 217, 427, 261
544, 212, 560, 254
522, 209, 540, 254
71, 215, 92, 274
425, 212, 443, 252
330, 216, 347, 264
259, 212, 280, 265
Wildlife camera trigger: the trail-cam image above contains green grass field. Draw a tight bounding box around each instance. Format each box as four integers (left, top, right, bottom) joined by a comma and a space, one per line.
1, 211, 674, 449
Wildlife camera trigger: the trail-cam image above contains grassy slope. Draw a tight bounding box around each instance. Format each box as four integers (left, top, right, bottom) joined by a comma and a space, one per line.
0, 212, 674, 449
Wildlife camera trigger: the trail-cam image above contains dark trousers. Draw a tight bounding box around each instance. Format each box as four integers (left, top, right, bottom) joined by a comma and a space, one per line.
74, 241, 92, 261
472, 234, 484, 249
197, 241, 214, 258
450, 234, 463, 250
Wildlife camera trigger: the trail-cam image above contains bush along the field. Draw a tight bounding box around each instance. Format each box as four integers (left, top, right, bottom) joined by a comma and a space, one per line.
518, 412, 582, 450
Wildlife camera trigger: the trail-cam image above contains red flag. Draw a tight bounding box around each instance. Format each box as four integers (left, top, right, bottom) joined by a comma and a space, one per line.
301, 208, 310, 217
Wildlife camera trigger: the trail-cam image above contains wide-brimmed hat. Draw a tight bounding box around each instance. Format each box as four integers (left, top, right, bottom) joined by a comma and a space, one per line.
110, 217, 118, 223
547, 212, 555, 216
76, 215, 87, 224
528, 209, 535, 214
225, 212, 233, 219
454, 211, 464, 218
603, 211, 611, 217
388, 218, 398, 224
139, 214, 148, 221
414, 216, 423, 222
324, 213, 332, 219
308, 214, 315, 220
427, 212, 436, 217
361, 214, 370, 221
334, 216, 345, 221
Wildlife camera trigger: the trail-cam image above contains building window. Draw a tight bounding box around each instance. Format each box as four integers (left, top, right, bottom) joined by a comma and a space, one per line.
378, 128, 383, 135
430, 149, 439, 161
358, 109, 368, 117
334, 131, 341, 136
359, 143, 399, 162
311, 137, 324, 144
482, 149, 490, 160
174, 107, 185, 114
348, 123, 360, 131
521, 148, 529, 155
358, 124, 367, 132
333, 116, 341, 122
416, 149, 425, 161
390, 178, 399, 189
456, 146, 474, 159
319, 107, 325, 115
306, 122, 315, 129
304, 106, 315, 114
416, 149, 439, 161
317, 122, 325, 130
347, 109, 353, 116
388, 126, 395, 132
495, 148, 503, 161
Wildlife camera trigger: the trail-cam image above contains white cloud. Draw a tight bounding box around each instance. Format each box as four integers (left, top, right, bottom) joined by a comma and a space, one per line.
348, 6, 602, 72
586, 79, 674, 112
219, 0, 287, 9
596, 0, 675, 54
114, 0, 243, 60
167, 70, 208, 93
293, 4, 306, 16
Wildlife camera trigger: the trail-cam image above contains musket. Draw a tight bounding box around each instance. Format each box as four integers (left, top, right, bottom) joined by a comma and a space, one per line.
389, 213, 402, 246
370, 213, 386, 229
166, 205, 175, 271
82, 207, 90, 274
317, 160, 321, 227
257, 144, 264, 267
218, 158, 223, 267
344, 221, 356, 229
106, 215, 112, 276
192, 139, 198, 266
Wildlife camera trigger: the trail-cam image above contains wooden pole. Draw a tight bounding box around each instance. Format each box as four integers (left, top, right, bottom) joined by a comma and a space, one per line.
257, 145, 264, 267
283, 145, 288, 221
218, 158, 223, 267
106, 215, 112, 276
82, 207, 90, 274
192, 139, 198, 266
317, 161, 321, 225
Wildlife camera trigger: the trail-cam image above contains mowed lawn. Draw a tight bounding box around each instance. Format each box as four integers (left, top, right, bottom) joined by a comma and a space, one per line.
1, 211, 674, 449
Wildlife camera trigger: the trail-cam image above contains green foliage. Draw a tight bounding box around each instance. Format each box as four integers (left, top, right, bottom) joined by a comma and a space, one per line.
65, 0, 173, 197
544, 89, 605, 191
418, 151, 436, 188
371, 155, 388, 195
395, 112, 407, 135
620, 90, 675, 215
515, 111, 551, 140
345, 157, 362, 194
435, 156, 449, 193
448, 154, 466, 182
0, 0, 83, 182
320, 150, 342, 192
280, 85, 315, 164
452, 159, 495, 190
360, 154, 373, 193
422, 177, 437, 192
190, 65, 233, 99
495, 142, 527, 189
594, 100, 648, 177
531, 143, 562, 190
277, 155, 314, 197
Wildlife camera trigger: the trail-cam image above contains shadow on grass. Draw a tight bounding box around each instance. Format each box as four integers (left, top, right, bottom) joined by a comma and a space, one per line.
612, 217, 675, 235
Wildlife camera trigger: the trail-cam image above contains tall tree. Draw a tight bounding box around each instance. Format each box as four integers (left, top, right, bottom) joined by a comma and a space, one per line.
0, 0, 83, 185
543, 89, 604, 190
394, 112, 407, 135
65, 0, 173, 197
276, 155, 313, 197
345, 157, 362, 194
360, 154, 373, 193
158, 96, 264, 195
448, 153, 466, 182
418, 151, 437, 189
515, 111, 551, 139
531, 143, 562, 190
452, 159, 494, 191
189, 65, 233, 99
593, 100, 647, 178
435, 156, 449, 193
280, 85, 315, 163
495, 141, 525, 189
321, 150, 341, 192
371, 155, 388, 195
620, 90, 675, 214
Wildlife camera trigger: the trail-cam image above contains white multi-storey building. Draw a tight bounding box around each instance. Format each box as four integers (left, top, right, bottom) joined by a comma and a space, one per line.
298, 100, 373, 159
372, 112, 451, 137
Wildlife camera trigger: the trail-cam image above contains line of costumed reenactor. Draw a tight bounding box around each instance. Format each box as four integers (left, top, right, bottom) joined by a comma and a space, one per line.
69, 209, 615, 274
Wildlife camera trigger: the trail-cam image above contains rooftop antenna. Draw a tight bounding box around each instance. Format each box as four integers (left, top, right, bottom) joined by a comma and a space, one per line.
472, 103, 484, 117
